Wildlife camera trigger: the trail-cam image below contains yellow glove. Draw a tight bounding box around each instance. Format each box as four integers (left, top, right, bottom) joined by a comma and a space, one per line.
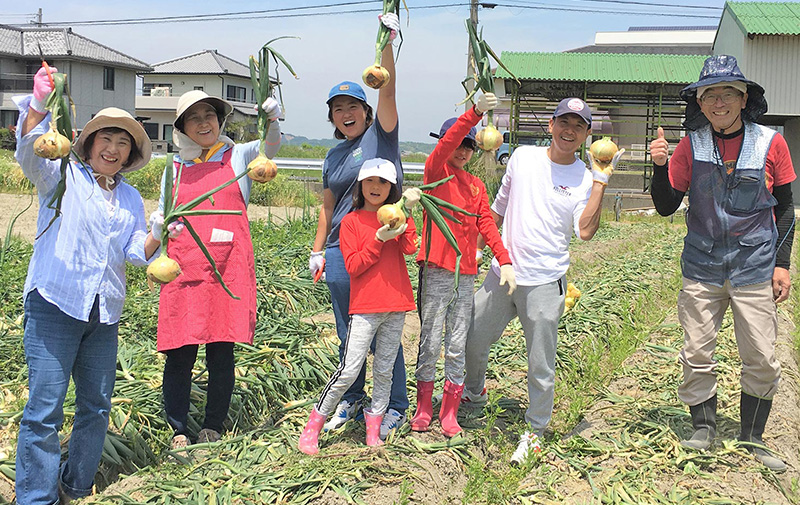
588, 149, 625, 186
499, 264, 517, 295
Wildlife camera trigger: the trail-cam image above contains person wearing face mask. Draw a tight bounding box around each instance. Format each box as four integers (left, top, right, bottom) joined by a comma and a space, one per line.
13, 67, 161, 505
154, 90, 282, 449
309, 11, 418, 441
649, 55, 795, 473
463, 97, 621, 466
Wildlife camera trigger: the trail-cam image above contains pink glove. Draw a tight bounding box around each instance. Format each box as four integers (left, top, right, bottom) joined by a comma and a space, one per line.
30, 66, 56, 114
166, 221, 185, 239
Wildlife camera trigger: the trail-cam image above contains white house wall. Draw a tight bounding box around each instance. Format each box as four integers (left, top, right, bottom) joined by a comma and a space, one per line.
142, 74, 255, 102
741, 35, 800, 117
65, 62, 138, 126
712, 12, 745, 64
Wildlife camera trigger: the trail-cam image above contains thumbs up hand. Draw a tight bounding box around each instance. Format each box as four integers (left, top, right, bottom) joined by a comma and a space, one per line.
649, 127, 670, 166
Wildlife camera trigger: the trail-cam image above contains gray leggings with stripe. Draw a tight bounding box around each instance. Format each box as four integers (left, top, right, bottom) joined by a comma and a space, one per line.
316, 311, 405, 416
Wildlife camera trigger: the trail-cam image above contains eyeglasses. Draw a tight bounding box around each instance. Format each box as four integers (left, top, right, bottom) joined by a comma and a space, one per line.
700, 91, 743, 105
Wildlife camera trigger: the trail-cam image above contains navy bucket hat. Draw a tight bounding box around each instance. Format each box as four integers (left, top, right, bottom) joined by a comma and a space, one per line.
429, 117, 478, 149
680, 55, 767, 130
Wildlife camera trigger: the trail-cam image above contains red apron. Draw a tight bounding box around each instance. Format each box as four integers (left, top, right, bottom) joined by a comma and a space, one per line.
157, 149, 257, 352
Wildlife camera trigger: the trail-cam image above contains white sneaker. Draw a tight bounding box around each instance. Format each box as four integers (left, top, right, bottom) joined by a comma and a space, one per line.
379, 408, 407, 440
510, 431, 542, 466
462, 387, 488, 405
323, 400, 361, 431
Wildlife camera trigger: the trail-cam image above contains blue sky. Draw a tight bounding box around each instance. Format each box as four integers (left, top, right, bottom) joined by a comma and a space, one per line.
6, 1, 739, 143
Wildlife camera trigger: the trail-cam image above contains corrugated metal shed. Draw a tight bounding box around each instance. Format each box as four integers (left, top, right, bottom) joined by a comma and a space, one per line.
0, 25, 151, 71
726, 2, 800, 36
494, 52, 707, 84
152, 50, 250, 78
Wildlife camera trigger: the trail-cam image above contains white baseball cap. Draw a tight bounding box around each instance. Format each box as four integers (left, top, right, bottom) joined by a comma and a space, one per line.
358, 158, 397, 185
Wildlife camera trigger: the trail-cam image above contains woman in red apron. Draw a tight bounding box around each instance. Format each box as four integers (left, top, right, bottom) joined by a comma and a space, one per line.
154, 91, 282, 449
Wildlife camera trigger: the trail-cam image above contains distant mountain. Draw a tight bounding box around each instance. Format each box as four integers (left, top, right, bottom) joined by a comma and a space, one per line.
283, 133, 435, 155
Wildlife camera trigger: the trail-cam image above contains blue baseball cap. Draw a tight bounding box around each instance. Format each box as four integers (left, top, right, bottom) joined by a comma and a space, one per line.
430, 117, 478, 149
552, 98, 592, 127
327, 81, 367, 104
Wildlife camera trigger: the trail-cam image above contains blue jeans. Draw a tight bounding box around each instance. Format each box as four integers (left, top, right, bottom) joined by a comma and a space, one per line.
325, 246, 409, 413
16, 290, 118, 505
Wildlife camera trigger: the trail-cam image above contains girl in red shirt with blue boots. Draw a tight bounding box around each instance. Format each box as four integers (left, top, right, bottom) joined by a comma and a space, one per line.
299, 158, 419, 453
411, 93, 517, 437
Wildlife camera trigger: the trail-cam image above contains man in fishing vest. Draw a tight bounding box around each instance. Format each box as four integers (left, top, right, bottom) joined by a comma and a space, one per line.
649, 55, 795, 472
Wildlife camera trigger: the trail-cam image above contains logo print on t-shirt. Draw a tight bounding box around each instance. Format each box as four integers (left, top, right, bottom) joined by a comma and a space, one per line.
352, 147, 363, 163
470, 184, 479, 197
553, 185, 572, 197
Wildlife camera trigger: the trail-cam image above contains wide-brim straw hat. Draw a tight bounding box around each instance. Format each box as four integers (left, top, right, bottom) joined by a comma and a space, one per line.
73, 107, 152, 173
173, 90, 233, 132
680, 55, 767, 131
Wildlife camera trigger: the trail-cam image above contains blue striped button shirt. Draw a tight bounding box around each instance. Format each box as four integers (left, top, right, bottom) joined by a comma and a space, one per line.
14, 95, 150, 324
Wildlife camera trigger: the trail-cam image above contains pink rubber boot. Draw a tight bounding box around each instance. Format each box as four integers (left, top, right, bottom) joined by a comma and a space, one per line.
364, 409, 384, 447
410, 381, 435, 432
298, 408, 326, 455
439, 380, 464, 438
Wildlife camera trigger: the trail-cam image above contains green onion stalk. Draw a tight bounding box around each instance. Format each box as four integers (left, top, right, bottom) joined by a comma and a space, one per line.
247, 37, 298, 183
32, 66, 80, 238
362, 0, 408, 89
146, 156, 249, 299
460, 19, 519, 177
382, 175, 478, 300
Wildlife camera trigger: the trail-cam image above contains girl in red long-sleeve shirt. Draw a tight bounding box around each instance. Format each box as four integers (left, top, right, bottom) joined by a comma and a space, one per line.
410, 93, 517, 438
298, 158, 418, 454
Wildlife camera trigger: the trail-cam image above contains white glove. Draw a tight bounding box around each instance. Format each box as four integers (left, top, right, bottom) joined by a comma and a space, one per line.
475, 93, 499, 115
309, 251, 325, 278
375, 222, 407, 242
379, 12, 400, 40
589, 149, 625, 186
260, 97, 282, 121
499, 264, 517, 295
149, 210, 184, 239
402, 187, 421, 210
475, 249, 484, 262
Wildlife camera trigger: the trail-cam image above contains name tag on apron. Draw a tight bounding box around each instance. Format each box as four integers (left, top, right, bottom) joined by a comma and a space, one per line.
210, 228, 234, 242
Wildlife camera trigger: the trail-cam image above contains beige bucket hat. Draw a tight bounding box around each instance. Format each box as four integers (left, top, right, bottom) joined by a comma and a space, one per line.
173, 90, 233, 132
73, 107, 152, 173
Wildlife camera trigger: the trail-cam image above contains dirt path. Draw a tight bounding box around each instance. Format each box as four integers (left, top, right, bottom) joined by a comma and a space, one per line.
0, 192, 312, 243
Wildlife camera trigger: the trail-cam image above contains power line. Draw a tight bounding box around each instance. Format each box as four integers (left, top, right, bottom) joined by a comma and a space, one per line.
492, 2, 720, 18
501, 0, 722, 11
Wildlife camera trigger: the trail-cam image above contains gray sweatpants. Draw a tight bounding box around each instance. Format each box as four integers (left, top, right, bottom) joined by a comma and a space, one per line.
316, 311, 405, 416
464, 269, 565, 435
416, 265, 476, 384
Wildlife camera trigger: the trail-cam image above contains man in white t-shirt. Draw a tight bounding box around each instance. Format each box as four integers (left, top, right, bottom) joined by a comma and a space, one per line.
463, 97, 623, 465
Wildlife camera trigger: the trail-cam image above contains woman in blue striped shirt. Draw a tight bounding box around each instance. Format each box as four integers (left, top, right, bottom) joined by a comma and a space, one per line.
13, 67, 162, 505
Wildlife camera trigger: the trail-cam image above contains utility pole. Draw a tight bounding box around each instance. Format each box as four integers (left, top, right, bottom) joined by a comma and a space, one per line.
466, 0, 479, 111
36, 8, 42, 27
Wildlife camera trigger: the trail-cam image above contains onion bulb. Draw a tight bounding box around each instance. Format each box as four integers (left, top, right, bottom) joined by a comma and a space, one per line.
476, 125, 503, 152
147, 255, 181, 284
362, 65, 391, 89
377, 202, 406, 230
33, 127, 71, 160
247, 155, 278, 183
589, 137, 619, 163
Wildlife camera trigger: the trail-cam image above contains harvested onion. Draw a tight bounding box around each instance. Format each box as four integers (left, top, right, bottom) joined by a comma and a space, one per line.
476, 125, 503, 151
247, 155, 277, 183
377, 202, 406, 229
589, 137, 619, 163
34, 127, 71, 160
362, 65, 390, 90
147, 255, 181, 284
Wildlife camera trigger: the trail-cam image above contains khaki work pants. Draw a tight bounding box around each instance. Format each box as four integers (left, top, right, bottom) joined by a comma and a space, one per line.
677, 277, 780, 406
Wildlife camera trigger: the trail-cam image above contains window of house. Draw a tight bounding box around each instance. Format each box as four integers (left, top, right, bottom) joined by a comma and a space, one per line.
143, 83, 172, 96
226, 85, 246, 102
103, 67, 115, 90
143, 122, 159, 140
163, 124, 174, 149
194, 86, 204, 91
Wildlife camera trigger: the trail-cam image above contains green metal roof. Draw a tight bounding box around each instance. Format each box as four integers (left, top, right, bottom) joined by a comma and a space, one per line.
494, 52, 707, 84
726, 2, 800, 36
